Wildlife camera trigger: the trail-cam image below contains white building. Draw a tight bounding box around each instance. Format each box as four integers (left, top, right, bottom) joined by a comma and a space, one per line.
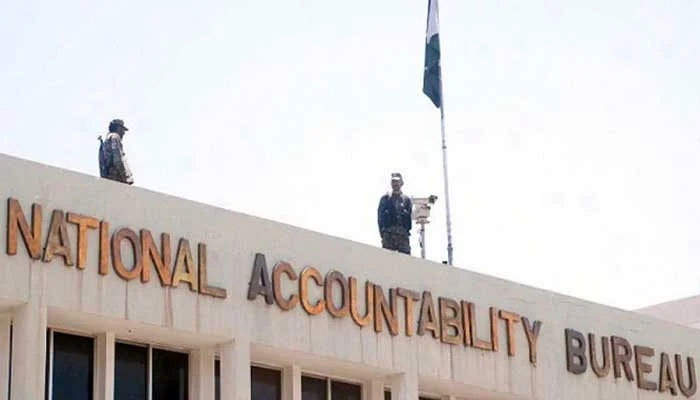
0, 153, 698, 400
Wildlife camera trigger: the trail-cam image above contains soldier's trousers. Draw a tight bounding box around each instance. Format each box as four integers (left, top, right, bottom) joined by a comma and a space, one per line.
381, 230, 410, 255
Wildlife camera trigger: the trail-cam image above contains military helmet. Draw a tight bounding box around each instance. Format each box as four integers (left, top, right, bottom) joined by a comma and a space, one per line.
108, 119, 129, 132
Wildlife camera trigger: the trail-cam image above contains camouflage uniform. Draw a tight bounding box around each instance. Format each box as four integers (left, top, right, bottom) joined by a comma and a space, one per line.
102, 133, 134, 184
381, 225, 411, 255
378, 191, 412, 255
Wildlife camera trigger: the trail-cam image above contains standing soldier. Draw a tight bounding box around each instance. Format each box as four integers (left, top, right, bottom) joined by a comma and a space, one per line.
377, 173, 412, 255
99, 119, 134, 185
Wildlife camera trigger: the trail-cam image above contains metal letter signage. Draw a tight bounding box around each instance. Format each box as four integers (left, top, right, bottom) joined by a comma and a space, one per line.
15, 196, 700, 394
247, 252, 543, 366
565, 327, 698, 397
5, 198, 227, 299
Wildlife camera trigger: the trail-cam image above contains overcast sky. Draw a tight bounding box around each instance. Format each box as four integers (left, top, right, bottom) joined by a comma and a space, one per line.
2, 1, 699, 310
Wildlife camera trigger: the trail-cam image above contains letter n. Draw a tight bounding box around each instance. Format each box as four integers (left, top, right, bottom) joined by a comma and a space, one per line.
6, 199, 42, 259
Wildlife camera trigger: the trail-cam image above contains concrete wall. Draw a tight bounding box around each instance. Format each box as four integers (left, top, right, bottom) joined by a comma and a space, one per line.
0, 153, 699, 400
638, 295, 700, 329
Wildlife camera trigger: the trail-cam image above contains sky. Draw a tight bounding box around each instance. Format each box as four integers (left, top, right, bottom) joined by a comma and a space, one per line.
1, 1, 699, 310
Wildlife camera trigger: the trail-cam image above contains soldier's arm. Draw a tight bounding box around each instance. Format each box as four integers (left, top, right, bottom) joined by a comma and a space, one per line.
406, 198, 413, 231
120, 152, 134, 185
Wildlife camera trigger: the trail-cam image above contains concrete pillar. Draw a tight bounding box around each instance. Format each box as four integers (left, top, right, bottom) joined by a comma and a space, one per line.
0, 315, 11, 400
281, 365, 301, 400
190, 347, 216, 400
10, 301, 47, 400
219, 339, 250, 400
95, 332, 115, 400
363, 379, 385, 400
390, 371, 418, 400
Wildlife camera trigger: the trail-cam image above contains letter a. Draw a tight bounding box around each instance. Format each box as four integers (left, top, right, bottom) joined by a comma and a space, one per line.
248, 253, 274, 304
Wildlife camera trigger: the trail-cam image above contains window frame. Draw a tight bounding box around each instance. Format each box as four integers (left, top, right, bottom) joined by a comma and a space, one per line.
45, 328, 97, 400
45, 329, 193, 400
250, 363, 283, 400
383, 388, 443, 400
112, 338, 190, 400
300, 370, 363, 400
215, 361, 283, 400
113, 340, 150, 400
148, 343, 190, 400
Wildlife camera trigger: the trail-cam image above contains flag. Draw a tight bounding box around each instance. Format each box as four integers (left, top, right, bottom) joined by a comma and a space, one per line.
423, 0, 442, 108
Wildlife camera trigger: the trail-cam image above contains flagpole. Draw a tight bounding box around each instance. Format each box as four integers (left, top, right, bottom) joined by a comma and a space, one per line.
424, 0, 453, 265
439, 95, 454, 266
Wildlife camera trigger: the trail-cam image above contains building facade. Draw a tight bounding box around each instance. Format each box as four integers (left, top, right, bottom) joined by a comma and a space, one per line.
0, 153, 698, 400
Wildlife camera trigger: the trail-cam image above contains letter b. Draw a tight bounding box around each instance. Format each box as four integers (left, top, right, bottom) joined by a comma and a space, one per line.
566, 329, 588, 375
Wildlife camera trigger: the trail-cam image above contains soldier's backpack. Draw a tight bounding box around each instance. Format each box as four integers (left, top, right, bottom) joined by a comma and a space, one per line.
98, 136, 108, 178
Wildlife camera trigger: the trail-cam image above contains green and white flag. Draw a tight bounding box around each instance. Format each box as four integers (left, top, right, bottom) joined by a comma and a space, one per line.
423, 0, 442, 108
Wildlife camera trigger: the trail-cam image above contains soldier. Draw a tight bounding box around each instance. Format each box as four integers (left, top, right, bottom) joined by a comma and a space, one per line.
99, 119, 134, 185
377, 173, 412, 255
